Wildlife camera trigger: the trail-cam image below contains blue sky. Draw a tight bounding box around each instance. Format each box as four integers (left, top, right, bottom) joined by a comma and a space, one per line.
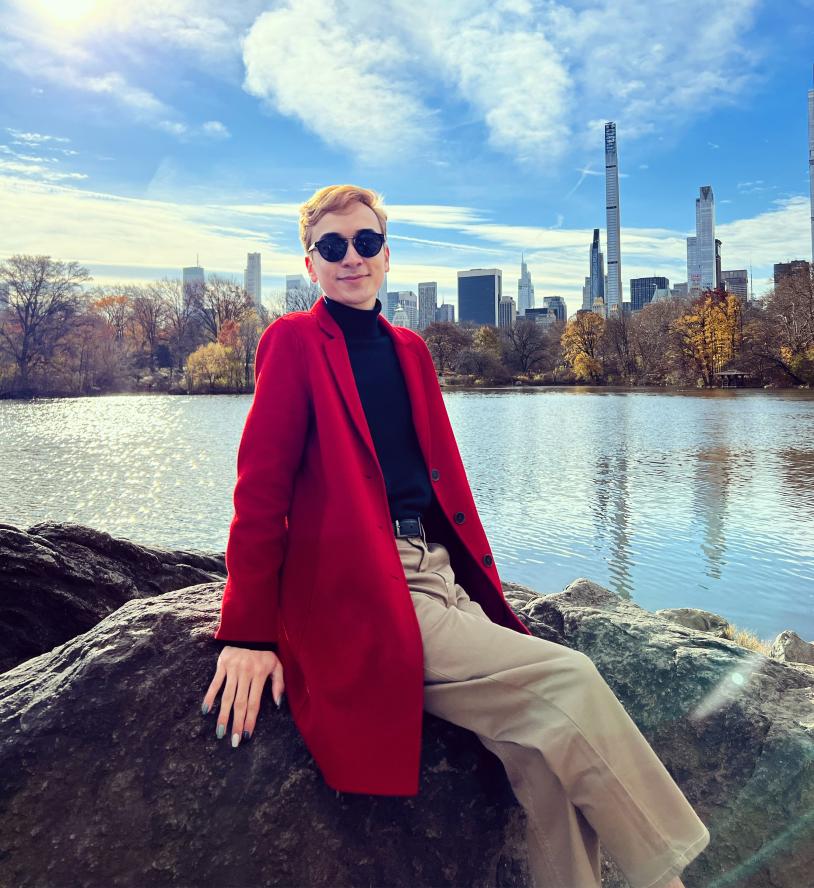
1, 0, 813, 317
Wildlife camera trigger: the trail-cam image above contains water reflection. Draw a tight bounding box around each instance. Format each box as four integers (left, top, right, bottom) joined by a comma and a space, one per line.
592, 452, 633, 600
693, 447, 734, 581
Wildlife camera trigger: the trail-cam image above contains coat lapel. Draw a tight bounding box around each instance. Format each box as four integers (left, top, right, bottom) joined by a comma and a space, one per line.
311, 296, 433, 469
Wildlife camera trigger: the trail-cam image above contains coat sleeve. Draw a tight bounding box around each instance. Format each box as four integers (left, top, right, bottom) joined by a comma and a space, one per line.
213, 317, 310, 646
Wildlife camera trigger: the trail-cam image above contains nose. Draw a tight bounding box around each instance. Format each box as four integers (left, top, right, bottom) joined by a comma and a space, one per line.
340, 240, 364, 266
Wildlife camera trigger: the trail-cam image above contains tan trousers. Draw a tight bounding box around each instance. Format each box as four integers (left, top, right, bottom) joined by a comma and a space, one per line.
397, 535, 711, 888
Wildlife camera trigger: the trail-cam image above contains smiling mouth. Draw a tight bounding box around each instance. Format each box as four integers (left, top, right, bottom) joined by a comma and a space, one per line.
339, 275, 367, 281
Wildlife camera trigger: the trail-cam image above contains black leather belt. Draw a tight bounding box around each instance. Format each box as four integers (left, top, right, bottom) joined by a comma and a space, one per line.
393, 516, 425, 539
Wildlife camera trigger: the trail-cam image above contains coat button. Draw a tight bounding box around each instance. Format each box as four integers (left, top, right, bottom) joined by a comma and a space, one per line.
483, 554, 493, 567
431, 469, 440, 481
453, 511, 465, 524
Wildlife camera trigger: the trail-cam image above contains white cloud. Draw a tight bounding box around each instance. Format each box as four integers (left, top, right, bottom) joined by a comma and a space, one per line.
7, 128, 70, 144
0, 161, 87, 182
202, 120, 230, 139
242, 1, 435, 163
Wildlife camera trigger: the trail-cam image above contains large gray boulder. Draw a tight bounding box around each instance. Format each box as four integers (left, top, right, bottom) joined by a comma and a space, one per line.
1, 526, 811, 887
0, 521, 226, 673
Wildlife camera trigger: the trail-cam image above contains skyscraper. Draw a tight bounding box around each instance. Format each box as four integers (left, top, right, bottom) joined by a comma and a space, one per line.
457, 269, 502, 326
604, 122, 623, 312
693, 186, 716, 290
808, 65, 814, 262
517, 254, 535, 315
542, 296, 567, 323
498, 297, 517, 329
720, 270, 749, 299
182, 263, 205, 305
589, 228, 605, 309
686, 237, 699, 293
630, 277, 669, 312
418, 282, 438, 330
244, 252, 262, 308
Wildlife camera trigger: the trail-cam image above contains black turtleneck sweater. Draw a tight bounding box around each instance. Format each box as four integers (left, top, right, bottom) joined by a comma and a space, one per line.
218, 294, 432, 654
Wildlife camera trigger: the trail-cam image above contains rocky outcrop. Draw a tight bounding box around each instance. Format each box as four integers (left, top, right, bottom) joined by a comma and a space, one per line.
654, 607, 732, 637
1, 527, 812, 887
770, 630, 814, 666
0, 521, 226, 673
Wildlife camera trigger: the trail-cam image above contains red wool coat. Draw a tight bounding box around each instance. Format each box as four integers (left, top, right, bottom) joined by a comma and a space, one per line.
214, 296, 531, 796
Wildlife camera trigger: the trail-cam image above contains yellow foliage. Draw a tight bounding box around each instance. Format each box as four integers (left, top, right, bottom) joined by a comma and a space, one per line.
672, 290, 742, 386
561, 312, 604, 381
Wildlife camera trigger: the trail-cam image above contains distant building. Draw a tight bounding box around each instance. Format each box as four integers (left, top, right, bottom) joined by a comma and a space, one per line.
457, 268, 501, 326
244, 252, 261, 308
582, 276, 592, 312
498, 296, 517, 329
392, 304, 409, 328
592, 295, 607, 318
774, 260, 810, 286
418, 282, 438, 330
715, 239, 722, 291
808, 68, 814, 262
182, 264, 205, 304
524, 307, 556, 326
604, 122, 623, 311
686, 237, 699, 294
542, 296, 567, 323
397, 291, 418, 329
285, 274, 313, 312
386, 291, 401, 323
687, 186, 716, 291
435, 303, 455, 323
630, 276, 669, 312
377, 273, 388, 307
720, 269, 749, 299
651, 287, 671, 303
517, 255, 535, 315
672, 282, 689, 299
588, 228, 605, 311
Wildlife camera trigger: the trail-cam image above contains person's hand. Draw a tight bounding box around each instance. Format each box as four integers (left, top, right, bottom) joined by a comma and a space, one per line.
201, 647, 285, 747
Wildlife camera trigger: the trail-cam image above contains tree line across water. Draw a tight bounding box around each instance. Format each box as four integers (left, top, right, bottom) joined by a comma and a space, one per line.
1, 254, 812, 398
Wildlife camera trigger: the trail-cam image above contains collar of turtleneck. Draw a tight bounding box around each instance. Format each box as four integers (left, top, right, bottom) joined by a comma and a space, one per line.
322, 293, 383, 340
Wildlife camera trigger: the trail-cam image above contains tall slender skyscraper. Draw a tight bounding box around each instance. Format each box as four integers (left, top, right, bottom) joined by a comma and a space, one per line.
808, 65, 814, 262
517, 254, 535, 315
589, 228, 605, 308
696, 186, 716, 290
604, 122, 623, 312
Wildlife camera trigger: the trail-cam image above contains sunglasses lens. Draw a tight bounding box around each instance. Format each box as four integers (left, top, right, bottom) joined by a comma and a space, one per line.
316, 235, 347, 262
354, 231, 384, 258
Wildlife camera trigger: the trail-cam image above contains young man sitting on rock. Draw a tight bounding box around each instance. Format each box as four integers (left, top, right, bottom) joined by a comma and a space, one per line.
202, 184, 710, 888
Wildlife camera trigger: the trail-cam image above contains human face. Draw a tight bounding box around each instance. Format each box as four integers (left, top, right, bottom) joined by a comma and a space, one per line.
304, 201, 390, 310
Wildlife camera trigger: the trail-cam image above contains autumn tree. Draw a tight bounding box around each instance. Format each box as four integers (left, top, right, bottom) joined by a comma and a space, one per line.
746, 266, 814, 385
632, 297, 691, 384
186, 342, 232, 393
561, 310, 605, 382
422, 321, 472, 375
501, 318, 548, 377
130, 285, 167, 371
0, 254, 90, 394
672, 288, 743, 386
195, 275, 254, 342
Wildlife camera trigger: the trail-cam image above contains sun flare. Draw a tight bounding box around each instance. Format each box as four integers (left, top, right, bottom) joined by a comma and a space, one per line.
30, 0, 107, 27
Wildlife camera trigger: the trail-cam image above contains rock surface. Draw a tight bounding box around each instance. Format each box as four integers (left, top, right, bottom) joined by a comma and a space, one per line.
1, 527, 812, 887
770, 630, 814, 666
0, 521, 226, 673
654, 606, 732, 637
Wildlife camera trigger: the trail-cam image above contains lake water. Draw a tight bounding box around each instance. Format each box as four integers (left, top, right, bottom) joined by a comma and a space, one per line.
2, 388, 813, 644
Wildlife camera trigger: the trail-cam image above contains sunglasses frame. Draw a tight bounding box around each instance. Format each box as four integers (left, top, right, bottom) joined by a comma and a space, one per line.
307, 229, 386, 263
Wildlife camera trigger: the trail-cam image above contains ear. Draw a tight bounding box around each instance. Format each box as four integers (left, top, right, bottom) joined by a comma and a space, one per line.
384, 243, 390, 274
305, 254, 319, 283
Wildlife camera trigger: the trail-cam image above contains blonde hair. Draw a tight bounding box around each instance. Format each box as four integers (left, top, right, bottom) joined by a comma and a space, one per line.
298, 184, 387, 252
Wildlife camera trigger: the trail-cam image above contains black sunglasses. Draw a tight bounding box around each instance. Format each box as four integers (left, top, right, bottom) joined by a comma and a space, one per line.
308, 229, 385, 262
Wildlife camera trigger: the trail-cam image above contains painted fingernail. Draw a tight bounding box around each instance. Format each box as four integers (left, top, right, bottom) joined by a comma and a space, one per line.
242, 730, 251, 742
216, 723, 225, 739
231, 732, 240, 748
201, 701, 210, 715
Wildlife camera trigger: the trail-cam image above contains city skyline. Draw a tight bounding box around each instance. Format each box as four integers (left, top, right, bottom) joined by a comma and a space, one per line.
1, 2, 813, 319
